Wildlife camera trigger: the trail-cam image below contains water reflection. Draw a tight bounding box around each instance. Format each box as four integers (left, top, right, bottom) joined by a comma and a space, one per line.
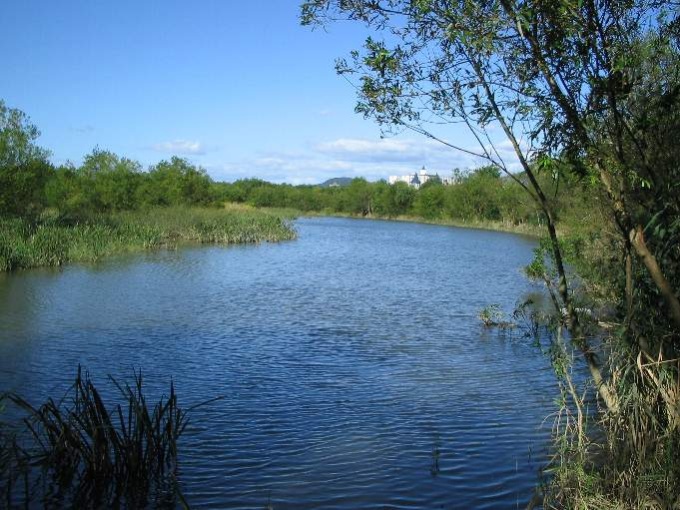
0, 217, 555, 509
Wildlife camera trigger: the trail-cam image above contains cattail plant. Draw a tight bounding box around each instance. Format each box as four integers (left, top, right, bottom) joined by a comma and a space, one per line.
1, 366, 195, 508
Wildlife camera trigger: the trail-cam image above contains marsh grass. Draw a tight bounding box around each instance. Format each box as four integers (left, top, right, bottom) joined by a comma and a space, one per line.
0, 366, 203, 508
297, 209, 545, 236
543, 348, 680, 510
510, 303, 680, 509
0, 205, 296, 271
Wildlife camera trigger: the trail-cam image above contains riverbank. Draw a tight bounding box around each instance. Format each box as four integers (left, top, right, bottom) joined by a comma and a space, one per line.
0, 205, 296, 272
294, 209, 544, 237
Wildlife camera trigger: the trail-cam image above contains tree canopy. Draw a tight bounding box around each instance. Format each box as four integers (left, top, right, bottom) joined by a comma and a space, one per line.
0, 100, 52, 216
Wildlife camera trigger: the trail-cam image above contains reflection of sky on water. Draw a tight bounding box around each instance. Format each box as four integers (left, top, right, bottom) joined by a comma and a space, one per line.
0, 217, 557, 509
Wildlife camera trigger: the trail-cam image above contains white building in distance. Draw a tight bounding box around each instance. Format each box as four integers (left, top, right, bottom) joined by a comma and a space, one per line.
388, 167, 442, 189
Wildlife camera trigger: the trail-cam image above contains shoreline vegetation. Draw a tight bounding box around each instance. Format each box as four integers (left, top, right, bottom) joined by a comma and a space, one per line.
0, 204, 541, 274
1, 366, 194, 508
0, 205, 296, 272
298, 209, 545, 237
0, 95, 573, 275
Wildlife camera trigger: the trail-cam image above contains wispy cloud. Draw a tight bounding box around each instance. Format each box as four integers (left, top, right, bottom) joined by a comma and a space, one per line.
314, 136, 493, 170
204, 135, 523, 184
70, 125, 95, 134
316, 138, 425, 163
208, 154, 358, 185
150, 139, 207, 156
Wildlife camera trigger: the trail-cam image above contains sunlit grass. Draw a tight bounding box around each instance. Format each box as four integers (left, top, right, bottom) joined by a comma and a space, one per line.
0, 206, 297, 271
295, 208, 544, 236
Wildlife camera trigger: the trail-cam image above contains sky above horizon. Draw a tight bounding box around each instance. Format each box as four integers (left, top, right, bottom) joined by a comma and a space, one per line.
2, 1, 507, 184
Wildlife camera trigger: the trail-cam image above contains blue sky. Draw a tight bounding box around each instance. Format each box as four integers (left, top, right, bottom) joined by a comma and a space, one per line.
1, 1, 498, 184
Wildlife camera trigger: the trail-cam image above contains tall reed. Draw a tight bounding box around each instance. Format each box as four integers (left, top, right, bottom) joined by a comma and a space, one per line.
0, 205, 297, 271
0, 366, 194, 508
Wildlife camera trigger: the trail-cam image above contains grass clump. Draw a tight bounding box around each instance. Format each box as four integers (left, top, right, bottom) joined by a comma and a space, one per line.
0, 366, 196, 508
542, 346, 680, 510
0, 205, 296, 271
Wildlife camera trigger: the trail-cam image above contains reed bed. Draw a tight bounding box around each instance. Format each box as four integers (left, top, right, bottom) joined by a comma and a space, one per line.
0, 367, 195, 508
0, 206, 296, 271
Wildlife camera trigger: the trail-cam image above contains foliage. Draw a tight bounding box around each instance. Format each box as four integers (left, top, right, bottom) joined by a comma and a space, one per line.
478, 304, 505, 327
0, 206, 296, 272
213, 168, 572, 230
1, 366, 190, 507
0, 100, 50, 168
43, 152, 216, 217
0, 101, 574, 238
138, 156, 214, 207
80, 148, 144, 212
0, 100, 52, 217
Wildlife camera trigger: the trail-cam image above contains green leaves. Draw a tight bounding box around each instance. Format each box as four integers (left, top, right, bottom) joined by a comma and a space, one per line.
0, 102, 53, 217
0, 100, 50, 168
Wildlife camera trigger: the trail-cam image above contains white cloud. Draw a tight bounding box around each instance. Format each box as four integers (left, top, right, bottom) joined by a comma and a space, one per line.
203, 135, 524, 185
316, 138, 424, 162
208, 155, 358, 185
314, 136, 495, 172
317, 138, 408, 153
150, 139, 206, 155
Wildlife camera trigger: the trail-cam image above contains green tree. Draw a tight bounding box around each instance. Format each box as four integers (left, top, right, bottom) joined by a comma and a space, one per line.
44, 163, 91, 216
80, 148, 143, 212
413, 181, 445, 219
343, 178, 374, 215
464, 167, 503, 221
374, 180, 415, 217
249, 184, 279, 208
0, 100, 50, 168
138, 157, 213, 206
0, 101, 52, 216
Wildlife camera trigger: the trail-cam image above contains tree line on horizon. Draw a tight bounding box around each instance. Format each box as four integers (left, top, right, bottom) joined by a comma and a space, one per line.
217, 166, 585, 228
1, 99, 581, 228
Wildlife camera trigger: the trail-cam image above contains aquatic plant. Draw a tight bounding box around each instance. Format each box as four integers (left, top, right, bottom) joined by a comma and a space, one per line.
478, 304, 517, 329
0, 366, 192, 508
0, 206, 297, 272
478, 304, 504, 327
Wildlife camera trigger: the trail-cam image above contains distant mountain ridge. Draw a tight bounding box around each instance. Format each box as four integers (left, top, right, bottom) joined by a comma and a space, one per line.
319, 177, 353, 188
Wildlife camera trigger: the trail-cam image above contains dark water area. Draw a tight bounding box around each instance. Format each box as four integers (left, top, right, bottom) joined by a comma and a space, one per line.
0, 217, 558, 509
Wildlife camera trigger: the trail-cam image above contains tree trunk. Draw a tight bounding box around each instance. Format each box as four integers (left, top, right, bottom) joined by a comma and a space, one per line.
630, 225, 680, 330
625, 242, 633, 325
504, 0, 680, 333
468, 55, 619, 411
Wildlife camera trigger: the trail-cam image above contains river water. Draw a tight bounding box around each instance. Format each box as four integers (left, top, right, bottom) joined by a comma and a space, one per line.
0, 217, 557, 509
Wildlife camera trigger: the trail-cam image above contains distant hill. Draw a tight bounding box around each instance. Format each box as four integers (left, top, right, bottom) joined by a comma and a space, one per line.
319, 177, 353, 188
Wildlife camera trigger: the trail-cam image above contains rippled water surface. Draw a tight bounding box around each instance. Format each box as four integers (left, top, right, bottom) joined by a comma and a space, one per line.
0, 217, 557, 509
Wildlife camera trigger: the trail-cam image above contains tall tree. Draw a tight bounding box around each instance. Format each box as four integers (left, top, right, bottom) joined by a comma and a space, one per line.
0, 100, 52, 216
